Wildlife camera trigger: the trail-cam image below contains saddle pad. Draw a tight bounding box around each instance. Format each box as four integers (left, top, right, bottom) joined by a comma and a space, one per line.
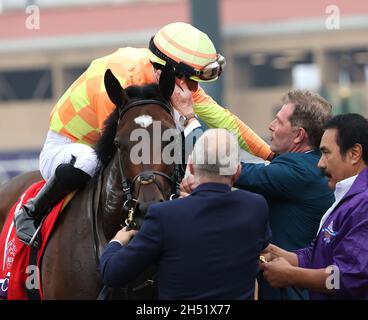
0, 181, 68, 300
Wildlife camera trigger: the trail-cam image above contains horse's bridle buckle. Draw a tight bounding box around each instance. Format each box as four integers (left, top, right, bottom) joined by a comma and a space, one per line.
139, 178, 154, 185
137, 174, 154, 185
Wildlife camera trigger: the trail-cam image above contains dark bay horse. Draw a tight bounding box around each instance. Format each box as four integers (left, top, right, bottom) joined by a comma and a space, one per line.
3, 65, 181, 299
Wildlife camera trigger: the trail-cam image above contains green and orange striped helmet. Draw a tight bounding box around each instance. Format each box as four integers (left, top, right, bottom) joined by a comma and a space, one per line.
149, 22, 225, 82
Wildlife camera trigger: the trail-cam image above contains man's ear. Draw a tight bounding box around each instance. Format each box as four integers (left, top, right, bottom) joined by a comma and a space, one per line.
294, 127, 308, 144
231, 164, 241, 185
350, 143, 363, 165
187, 156, 195, 176
104, 69, 129, 108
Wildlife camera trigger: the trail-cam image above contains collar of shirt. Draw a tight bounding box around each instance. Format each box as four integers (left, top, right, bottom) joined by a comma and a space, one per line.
316, 174, 358, 235
334, 174, 358, 202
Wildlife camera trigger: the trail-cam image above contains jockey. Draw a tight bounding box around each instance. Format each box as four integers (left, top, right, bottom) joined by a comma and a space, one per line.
14, 22, 273, 248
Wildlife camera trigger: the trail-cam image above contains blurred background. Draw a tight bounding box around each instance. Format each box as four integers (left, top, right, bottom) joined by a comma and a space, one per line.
0, 0, 368, 183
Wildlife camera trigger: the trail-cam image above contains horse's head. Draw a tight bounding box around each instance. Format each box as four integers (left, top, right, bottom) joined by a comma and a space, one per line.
101, 65, 181, 229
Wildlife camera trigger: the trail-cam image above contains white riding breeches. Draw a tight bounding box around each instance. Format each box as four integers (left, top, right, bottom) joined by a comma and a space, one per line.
39, 131, 99, 181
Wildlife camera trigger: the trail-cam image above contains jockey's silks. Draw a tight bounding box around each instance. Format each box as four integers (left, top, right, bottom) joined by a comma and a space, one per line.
49, 47, 272, 160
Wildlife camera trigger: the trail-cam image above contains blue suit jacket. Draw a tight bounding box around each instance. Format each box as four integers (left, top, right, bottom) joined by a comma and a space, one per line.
100, 183, 270, 300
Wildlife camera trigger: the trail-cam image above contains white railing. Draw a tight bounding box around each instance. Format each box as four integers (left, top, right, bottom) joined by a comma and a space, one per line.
0, 158, 39, 185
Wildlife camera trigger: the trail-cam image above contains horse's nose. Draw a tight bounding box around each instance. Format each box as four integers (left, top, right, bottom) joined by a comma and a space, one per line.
137, 201, 155, 215
137, 197, 164, 213
134, 198, 164, 229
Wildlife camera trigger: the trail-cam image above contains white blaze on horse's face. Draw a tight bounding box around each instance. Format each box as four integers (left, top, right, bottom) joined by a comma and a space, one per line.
134, 115, 153, 128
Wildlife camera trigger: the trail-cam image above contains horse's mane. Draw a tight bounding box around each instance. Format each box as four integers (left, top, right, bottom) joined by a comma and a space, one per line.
94, 83, 168, 168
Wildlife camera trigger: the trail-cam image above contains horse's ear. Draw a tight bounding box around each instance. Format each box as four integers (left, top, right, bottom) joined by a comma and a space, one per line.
159, 63, 175, 101
104, 69, 129, 107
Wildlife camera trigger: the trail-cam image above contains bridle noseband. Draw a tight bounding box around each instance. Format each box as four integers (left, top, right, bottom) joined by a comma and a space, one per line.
116, 98, 182, 230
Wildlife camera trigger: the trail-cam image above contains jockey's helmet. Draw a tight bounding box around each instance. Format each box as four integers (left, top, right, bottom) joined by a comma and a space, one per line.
149, 22, 225, 82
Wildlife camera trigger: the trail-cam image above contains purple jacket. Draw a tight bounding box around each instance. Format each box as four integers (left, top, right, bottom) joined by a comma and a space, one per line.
296, 168, 368, 300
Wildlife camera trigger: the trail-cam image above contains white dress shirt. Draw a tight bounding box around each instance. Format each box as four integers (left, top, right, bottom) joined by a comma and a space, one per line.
316, 174, 357, 235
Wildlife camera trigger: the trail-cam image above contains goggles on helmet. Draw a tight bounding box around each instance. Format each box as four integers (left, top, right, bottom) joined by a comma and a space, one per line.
149, 37, 225, 81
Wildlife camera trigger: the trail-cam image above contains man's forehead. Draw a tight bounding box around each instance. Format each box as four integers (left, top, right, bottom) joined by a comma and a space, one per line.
277, 103, 294, 120
323, 128, 337, 139
321, 128, 337, 147
283, 103, 295, 112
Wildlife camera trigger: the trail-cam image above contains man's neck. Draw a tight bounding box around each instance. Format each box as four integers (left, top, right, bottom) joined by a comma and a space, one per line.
350, 163, 367, 177
336, 163, 367, 188
196, 176, 232, 187
289, 143, 313, 153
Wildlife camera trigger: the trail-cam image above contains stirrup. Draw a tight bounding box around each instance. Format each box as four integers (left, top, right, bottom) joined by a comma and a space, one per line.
29, 224, 42, 248
25, 220, 44, 249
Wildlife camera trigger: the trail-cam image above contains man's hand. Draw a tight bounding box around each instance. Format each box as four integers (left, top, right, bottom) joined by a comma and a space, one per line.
179, 191, 190, 198
170, 79, 194, 116
112, 226, 138, 246
180, 174, 198, 194
260, 257, 294, 288
260, 244, 278, 262
260, 243, 299, 267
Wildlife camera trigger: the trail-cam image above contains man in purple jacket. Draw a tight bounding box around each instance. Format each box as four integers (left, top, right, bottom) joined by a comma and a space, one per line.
260, 113, 368, 299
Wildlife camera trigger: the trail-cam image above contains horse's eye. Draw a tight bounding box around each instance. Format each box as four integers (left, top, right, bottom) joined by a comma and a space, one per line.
114, 139, 120, 148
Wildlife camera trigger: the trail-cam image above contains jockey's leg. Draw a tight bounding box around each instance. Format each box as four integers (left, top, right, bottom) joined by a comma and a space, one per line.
14, 162, 90, 248
39, 131, 99, 180
14, 131, 98, 248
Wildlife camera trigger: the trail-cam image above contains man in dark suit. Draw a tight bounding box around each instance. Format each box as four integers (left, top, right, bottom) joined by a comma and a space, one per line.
99, 128, 270, 299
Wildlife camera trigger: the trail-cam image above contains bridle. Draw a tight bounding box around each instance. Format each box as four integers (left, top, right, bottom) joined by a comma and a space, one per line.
116, 98, 182, 230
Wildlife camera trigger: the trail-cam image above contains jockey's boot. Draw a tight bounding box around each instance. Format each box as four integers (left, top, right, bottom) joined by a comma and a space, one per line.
14, 162, 90, 248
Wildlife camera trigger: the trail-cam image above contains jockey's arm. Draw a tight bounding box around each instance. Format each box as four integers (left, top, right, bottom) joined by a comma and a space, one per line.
192, 87, 274, 161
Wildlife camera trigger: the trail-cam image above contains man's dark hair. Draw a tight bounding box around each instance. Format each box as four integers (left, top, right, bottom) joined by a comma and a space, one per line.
282, 90, 332, 149
324, 113, 368, 164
